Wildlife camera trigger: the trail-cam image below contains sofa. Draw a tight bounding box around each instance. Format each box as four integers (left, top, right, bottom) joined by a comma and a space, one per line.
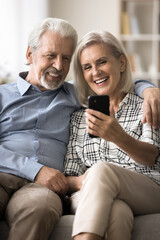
1, 212, 160, 240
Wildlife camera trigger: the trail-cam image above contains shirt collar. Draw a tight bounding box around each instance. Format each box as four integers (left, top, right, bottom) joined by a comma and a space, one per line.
17, 72, 31, 96
17, 71, 69, 96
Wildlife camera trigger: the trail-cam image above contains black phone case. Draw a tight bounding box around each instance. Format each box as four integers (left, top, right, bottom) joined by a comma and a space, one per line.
88, 95, 110, 138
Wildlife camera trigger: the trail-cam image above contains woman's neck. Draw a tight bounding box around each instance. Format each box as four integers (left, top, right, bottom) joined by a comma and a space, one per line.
109, 92, 126, 114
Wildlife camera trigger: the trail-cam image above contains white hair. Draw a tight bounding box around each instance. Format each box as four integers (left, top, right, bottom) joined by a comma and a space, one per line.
28, 17, 78, 53
73, 31, 134, 106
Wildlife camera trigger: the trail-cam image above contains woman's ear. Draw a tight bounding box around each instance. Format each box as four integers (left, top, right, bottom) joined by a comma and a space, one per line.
120, 54, 127, 72
26, 46, 33, 64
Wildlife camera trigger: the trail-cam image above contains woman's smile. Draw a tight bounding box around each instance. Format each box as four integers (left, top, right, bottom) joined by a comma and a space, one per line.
94, 76, 109, 85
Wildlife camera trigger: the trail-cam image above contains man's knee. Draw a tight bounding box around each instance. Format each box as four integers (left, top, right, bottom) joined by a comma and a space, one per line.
6, 183, 63, 226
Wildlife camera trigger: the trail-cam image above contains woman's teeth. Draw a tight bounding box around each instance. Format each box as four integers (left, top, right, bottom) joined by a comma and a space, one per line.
95, 77, 109, 84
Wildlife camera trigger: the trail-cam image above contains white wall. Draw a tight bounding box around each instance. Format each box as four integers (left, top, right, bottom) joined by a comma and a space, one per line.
0, 0, 120, 81
49, 0, 120, 39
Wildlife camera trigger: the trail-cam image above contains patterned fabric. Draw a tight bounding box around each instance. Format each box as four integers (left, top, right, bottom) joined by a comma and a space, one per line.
64, 93, 160, 184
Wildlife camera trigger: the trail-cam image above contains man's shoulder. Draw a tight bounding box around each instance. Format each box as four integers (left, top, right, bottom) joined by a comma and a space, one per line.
63, 81, 75, 93
0, 82, 17, 92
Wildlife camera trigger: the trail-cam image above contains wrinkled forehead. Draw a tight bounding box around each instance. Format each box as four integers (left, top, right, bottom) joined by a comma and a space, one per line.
38, 30, 74, 55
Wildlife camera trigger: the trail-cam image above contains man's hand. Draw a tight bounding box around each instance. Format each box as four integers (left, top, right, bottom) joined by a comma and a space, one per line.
35, 166, 69, 196
142, 87, 160, 129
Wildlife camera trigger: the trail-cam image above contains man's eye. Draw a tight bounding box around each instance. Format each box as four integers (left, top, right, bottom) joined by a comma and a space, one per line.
99, 60, 107, 65
63, 56, 70, 62
47, 54, 55, 59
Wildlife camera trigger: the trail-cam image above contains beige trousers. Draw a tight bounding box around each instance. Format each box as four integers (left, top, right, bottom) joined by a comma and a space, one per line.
0, 173, 62, 240
71, 162, 160, 240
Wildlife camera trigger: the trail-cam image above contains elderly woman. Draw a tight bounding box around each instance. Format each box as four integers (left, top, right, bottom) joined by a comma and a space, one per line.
64, 31, 160, 240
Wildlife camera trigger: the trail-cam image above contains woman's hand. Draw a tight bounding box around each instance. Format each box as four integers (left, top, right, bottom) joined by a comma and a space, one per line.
66, 175, 84, 194
85, 108, 158, 166
142, 87, 160, 129
85, 108, 124, 144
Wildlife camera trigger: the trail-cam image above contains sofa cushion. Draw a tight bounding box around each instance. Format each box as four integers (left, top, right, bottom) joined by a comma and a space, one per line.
1, 213, 160, 240
132, 214, 160, 240
49, 215, 74, 240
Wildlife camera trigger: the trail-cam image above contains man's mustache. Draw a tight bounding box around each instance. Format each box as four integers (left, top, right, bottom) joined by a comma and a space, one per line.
46, 67, 64, 77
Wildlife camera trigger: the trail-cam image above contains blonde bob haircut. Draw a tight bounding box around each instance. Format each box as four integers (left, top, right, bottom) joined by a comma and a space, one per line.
73, 31, 134, 107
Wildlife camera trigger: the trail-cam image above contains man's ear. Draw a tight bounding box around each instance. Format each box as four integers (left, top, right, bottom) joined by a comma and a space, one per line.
120, 54, 127, 72
26, 46, 33, 64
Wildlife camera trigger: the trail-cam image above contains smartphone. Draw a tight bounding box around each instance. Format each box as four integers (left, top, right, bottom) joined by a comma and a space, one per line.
88, 95, 110, 138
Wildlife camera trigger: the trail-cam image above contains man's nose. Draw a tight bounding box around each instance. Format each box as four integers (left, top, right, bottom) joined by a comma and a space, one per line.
53, 57, 63, 71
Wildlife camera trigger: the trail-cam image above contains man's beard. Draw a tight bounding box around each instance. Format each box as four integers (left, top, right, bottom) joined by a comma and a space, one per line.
40, 67, 65, 90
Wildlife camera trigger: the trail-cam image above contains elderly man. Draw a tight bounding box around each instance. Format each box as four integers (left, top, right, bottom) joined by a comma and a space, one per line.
0, 18, 80, 240
0, 17, 159, 240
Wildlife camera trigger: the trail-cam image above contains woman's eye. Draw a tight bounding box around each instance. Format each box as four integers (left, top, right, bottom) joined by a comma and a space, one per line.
83, 65, 91, 71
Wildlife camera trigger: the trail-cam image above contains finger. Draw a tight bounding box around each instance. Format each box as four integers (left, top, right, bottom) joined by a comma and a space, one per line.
56, 175, 69, 194
50, 171, 68, 194
85, 113, 100, 128
143, 102, 152, 126
86, 109, 106, 120
87, 126, 99, 137
150, 104, 158, 129
51, 180, 68, 195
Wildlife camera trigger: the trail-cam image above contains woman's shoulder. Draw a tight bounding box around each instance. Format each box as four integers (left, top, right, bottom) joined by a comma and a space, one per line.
126, 92, 143, 105
70, 108, 86, 131
71, 108, 86, 120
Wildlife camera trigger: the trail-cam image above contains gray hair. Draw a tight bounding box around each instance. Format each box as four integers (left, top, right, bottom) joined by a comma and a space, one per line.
73, 31, 134, 107
28, 17, 78, 53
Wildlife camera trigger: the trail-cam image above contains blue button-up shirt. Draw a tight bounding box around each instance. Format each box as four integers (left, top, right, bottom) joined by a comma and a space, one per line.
0, 72, 80, 181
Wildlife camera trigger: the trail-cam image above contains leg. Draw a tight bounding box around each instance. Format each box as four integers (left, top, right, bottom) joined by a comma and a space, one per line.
5, 183, 63, 240
74, 233, 102, 240
0, 173, 29, 220
106, 200, 133, 240
71, 192, 103, 240
71, 193, 133, 240
72, 162, 160, 239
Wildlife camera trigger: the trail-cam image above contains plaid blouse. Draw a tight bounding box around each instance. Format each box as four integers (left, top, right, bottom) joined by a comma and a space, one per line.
64, 93, 160, 184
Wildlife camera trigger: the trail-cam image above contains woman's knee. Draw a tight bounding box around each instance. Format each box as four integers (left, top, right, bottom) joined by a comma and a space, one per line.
84, 162, 120, 189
